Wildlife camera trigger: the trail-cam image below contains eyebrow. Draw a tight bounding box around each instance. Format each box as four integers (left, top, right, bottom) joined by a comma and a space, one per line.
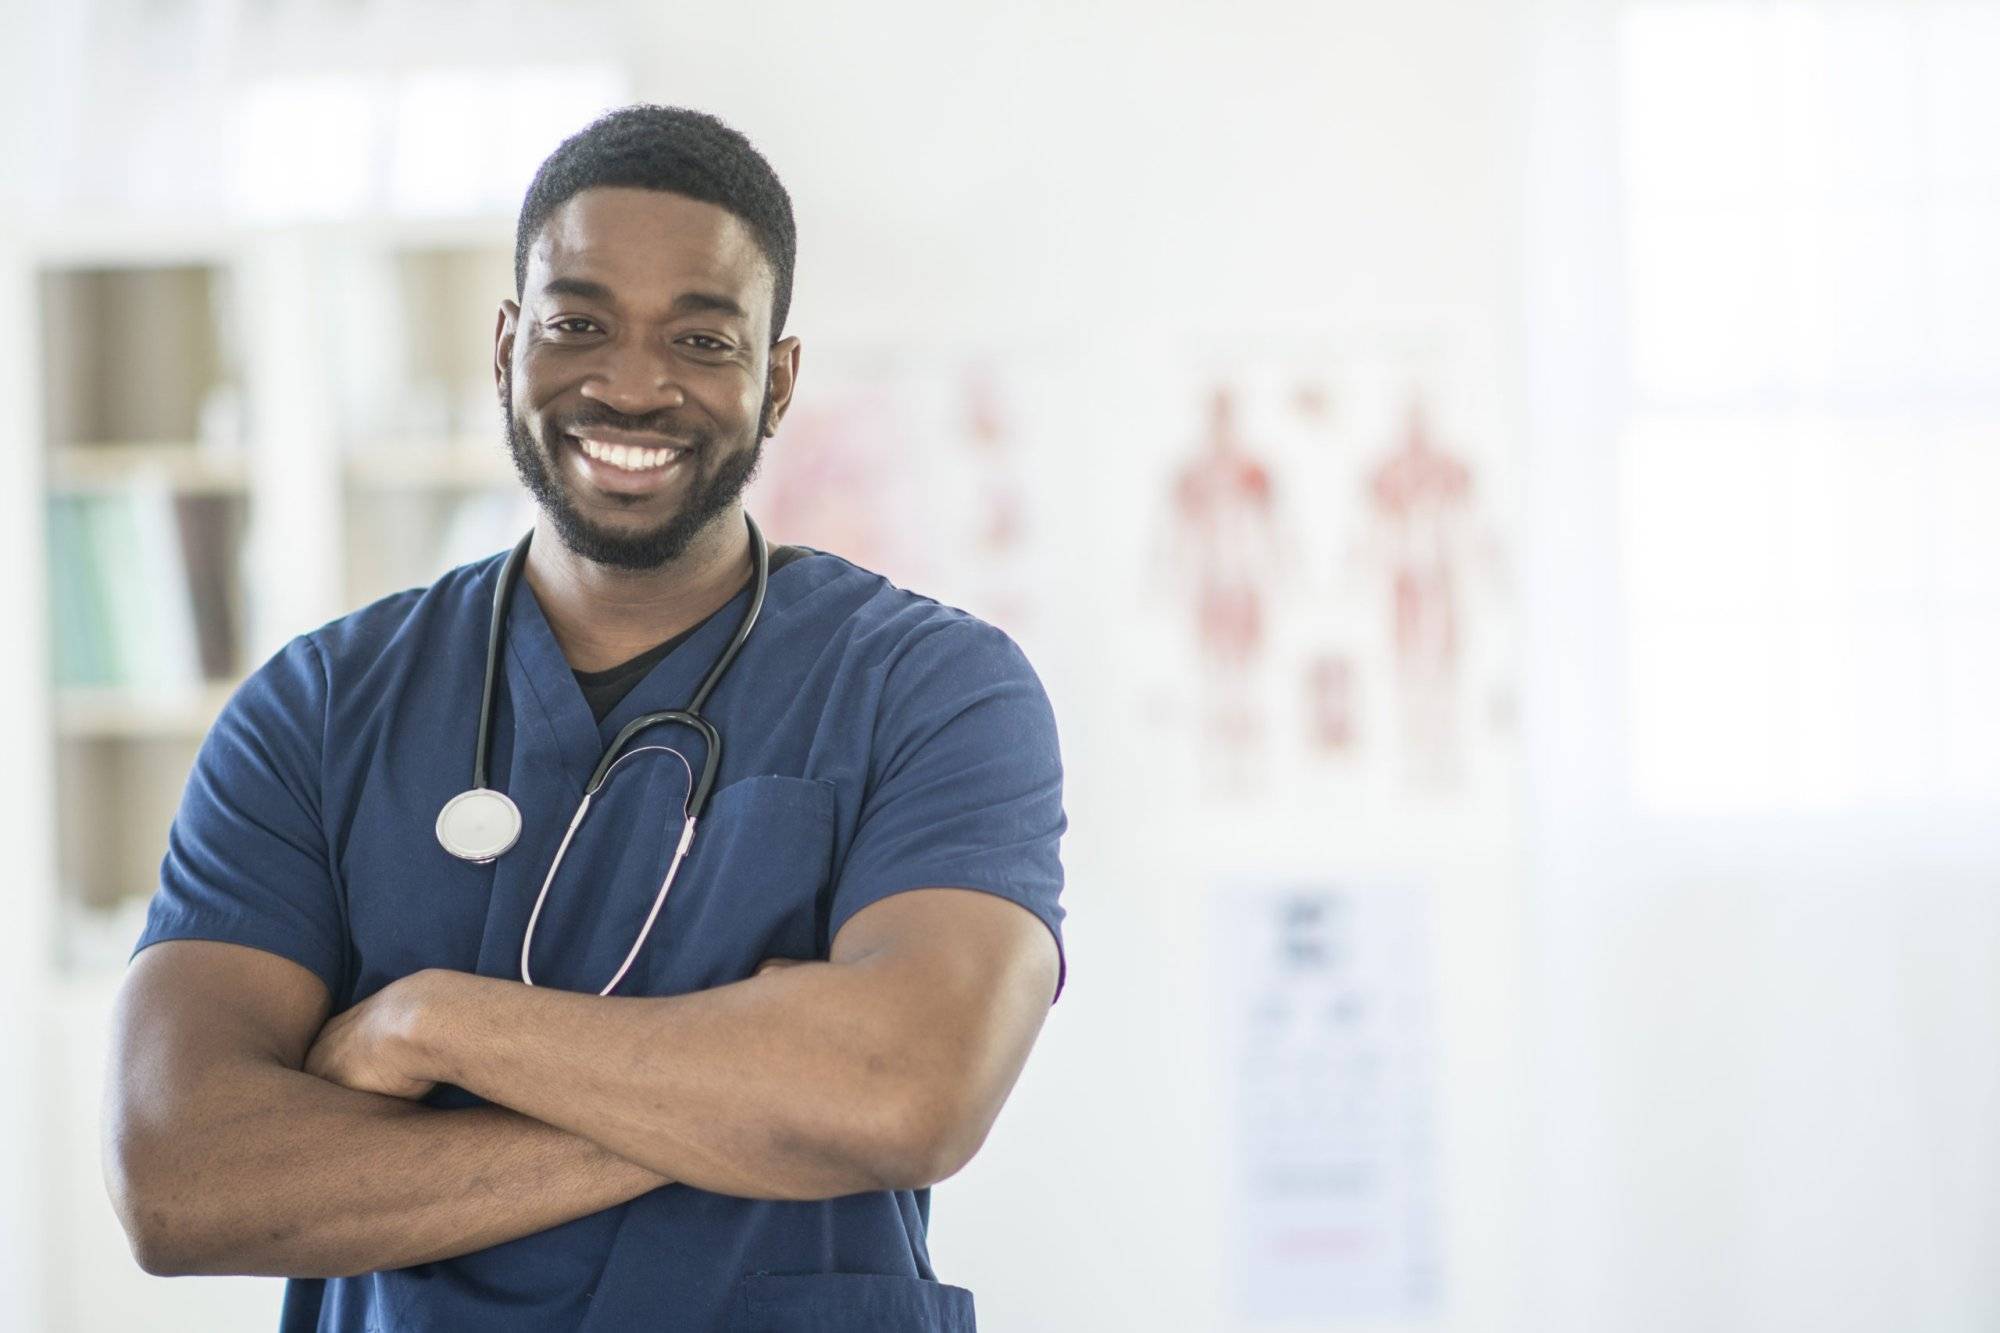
540, 277, 748, 321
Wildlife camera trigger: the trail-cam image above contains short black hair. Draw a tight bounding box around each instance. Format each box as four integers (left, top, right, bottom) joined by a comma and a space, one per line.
514, 104, 797, 341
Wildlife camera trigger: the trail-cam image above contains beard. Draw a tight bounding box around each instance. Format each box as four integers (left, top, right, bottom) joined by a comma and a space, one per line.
501, 369, 770, 571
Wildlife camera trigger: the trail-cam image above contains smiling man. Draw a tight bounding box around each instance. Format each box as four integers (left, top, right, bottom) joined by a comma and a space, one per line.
104, 105, 1067, 1333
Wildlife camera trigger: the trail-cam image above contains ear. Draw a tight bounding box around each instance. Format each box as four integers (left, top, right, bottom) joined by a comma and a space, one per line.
763, 335, 801, 437
494, 299, 520, 401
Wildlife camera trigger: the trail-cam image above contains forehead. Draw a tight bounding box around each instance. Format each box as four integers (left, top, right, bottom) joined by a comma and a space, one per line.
526, 186, 773, 325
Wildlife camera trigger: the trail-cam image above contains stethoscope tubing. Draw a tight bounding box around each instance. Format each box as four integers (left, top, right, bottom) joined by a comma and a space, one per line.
477, 512, 768, 819
456, 512, 770, 994
521, 743, 699, 996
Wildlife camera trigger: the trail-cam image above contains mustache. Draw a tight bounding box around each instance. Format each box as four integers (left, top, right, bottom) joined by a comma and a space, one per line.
557, 411, 706, 443
497, 372, 717, 449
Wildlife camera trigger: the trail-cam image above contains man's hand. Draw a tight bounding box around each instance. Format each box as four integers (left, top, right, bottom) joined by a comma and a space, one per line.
304, 970, 446, 1100
110, 943, 674, 1278
306, 962, 803, 1102
303, 960, 807, 1100
315, 893, 1056, 1201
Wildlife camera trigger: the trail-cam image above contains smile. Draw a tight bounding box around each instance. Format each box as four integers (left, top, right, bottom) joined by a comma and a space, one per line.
569, 434, 689, 472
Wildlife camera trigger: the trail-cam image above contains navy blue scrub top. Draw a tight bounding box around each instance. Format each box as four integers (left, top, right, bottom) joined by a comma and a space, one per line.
133, 545, 1068, 1333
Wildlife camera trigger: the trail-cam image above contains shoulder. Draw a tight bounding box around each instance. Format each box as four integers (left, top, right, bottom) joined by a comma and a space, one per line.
767, 552, 1058, 780
774, 548, 1043, 692
297, 550, 505, 681
220, 553, 502, 731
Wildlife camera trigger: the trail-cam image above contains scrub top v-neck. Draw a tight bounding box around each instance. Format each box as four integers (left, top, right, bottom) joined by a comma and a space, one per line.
571, 544, 810, 723
133, 541, 1067, 1333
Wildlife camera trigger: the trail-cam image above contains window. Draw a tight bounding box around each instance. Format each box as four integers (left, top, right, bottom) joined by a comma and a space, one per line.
1618, 1, 2000, 811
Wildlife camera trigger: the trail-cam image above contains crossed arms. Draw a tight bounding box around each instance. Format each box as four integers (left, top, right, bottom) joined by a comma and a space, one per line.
103, 887, 1059, 1279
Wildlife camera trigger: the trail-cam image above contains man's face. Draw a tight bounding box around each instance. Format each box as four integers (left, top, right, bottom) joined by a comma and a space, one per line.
496, 186, 797, 570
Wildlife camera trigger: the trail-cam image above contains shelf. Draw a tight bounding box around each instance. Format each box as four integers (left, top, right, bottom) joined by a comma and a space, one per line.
27, 228, 526, 973
39, 264, 233, 448
55, 680, 239, 739
345, 439, 516, 489
47, 441, 250, 494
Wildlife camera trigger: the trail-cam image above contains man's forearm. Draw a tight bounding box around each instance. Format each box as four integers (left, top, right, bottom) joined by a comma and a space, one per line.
112, 1058, 667, 1278
405, 959, 949, 1202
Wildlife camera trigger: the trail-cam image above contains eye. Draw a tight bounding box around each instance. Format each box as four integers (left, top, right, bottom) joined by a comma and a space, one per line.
681, 335, 732, 353
548, 317, 600, 335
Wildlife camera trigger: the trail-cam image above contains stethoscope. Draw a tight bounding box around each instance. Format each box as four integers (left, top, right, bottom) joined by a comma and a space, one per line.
434, 512, 769, 995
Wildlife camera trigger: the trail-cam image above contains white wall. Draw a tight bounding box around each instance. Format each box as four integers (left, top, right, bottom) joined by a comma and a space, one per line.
1523, 3, 2000, 1331
642, 6, 1536, 1331
1, 3, 1537, 1330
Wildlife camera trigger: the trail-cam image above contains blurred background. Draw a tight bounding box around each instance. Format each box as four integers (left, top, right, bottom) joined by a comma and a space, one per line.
1, 1, 1995, 1330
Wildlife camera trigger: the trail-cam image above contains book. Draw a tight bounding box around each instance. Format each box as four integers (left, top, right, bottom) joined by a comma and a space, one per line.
49, 478, 223, 694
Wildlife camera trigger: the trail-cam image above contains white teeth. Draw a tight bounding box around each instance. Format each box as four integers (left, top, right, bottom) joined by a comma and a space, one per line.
577, 436, 680, 471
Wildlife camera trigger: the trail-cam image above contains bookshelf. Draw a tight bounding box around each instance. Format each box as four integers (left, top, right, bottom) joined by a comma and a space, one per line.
20, 220, 534, 975
333, 240, 530, 609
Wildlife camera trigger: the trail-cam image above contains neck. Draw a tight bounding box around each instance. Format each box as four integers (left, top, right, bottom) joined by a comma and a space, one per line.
524, 510, 753, 673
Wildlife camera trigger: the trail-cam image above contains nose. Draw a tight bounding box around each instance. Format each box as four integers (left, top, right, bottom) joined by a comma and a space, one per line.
579, 333, 687, 415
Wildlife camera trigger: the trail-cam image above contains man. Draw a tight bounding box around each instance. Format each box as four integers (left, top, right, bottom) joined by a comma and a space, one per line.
104, 104, 1066, 1333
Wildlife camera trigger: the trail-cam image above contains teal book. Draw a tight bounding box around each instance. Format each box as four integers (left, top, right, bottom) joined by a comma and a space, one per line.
80, 486, 202, 692
46, 495, 113, 688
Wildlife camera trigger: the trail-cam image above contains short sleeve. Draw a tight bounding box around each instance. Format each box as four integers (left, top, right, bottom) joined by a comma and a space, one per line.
831, 620, 1069, 1003
131, 632, 345, 998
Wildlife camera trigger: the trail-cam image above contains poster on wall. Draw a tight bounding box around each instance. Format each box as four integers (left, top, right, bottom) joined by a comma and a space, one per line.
743, 347, 1071, 654
1138, 319, 1515, 802
1212, 879, 1443, 1322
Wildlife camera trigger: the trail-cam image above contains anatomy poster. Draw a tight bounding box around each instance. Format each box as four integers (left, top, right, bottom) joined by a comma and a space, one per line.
743, 348, 1064, 648
1212, 880, 1443, 1322
1357, 396, 1509, 786
1141, 320, 1514, 798
744, 364, 929, 587
1155, 383, 1297, 791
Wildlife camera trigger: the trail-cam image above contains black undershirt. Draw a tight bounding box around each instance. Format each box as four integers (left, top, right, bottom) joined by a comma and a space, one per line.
571, 545, 810, 723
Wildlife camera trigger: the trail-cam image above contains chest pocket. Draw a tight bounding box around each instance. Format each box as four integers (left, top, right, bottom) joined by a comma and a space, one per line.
726, 1273, 977, 1332
643, 774, 839, 994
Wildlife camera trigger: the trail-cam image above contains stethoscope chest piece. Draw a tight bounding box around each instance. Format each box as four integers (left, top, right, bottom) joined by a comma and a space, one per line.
436, 786, 523, 863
